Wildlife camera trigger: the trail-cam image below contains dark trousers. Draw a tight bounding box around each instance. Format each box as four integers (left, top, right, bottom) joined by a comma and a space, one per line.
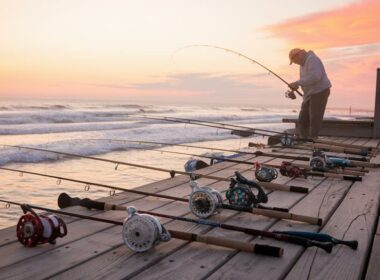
297, 89, 330, 139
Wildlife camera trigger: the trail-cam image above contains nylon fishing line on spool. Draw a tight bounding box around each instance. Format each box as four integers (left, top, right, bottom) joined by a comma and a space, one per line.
16, 205, 67, 247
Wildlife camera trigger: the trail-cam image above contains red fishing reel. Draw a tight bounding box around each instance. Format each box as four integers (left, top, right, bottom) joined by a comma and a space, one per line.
279, 161, 308, 179
16, 204, 67, 247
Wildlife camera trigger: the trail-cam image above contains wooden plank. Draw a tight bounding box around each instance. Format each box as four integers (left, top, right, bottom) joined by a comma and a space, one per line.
374, 68, 380, 138
285, 165, 380, 279
365, 217, 380, 280
283, 119, 373, 126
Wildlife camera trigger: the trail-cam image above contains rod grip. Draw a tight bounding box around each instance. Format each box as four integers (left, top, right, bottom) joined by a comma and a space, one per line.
289, 186, 309, 193
75, 198, 105, 210
252, 208, 322, 225
260, 182, 308, 193
169, 230, 283, 257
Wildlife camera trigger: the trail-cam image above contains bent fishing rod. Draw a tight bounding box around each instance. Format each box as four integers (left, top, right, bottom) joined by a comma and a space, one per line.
0, 199, 283, 256
58, 193, 344, 252
175, 45, 303, 98
0, 167, 322, 225
127, 115, 374, 156
3, 145, 308, 194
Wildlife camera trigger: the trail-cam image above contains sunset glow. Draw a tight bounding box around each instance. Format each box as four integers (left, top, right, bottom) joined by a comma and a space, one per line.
0, 0, 379, 109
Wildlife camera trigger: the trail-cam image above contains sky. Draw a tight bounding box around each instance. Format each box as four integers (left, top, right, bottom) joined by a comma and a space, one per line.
0, 0, 379, 109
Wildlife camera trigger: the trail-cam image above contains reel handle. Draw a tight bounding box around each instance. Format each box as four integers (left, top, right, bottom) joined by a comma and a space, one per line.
169, 230, 283, 257
276, 233, 332, 253
275, 231, 358, 250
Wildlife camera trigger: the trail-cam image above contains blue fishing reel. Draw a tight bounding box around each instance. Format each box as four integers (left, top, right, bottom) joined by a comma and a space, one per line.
226, 172, 268, 208
310, 150, 351, 170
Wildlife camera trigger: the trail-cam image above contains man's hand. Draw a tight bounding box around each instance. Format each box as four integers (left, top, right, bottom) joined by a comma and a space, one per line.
289, 82, 299, 91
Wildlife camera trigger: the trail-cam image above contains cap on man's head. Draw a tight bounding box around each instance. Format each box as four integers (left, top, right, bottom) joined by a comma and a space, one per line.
289, 48, 302, 65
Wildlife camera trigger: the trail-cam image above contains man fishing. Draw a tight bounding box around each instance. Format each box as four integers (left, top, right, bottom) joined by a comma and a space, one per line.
288, 48, 331, 140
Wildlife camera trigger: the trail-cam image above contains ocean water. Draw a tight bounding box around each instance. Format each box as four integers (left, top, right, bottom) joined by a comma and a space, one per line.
0, 101, 372, 229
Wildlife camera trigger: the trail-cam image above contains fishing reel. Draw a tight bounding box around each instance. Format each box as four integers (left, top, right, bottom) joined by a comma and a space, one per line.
311, 149, 350, 169
226, 172, 268, 208
184, 158, 209, 172
285, 90, 296, 100
16, 204, 67, 247
122, 206, 171, 252
280, 161, 308, 178
189, 180, 224, 218
280, 133, 296, 147
254, 162, 278, 182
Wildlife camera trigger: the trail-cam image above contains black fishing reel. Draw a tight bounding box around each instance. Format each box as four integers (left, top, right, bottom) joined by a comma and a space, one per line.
285, 90, 296, 100
189, 180, 224, 218
122, 206, 171, 252
255, 162, 278, 182
280, 161, 308, 178
226, 172, 268, 208
16, 204, 67, 247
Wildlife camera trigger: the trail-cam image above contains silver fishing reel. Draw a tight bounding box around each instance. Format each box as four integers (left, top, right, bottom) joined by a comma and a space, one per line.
122, 207, 171, 252
189, 180, 223, 218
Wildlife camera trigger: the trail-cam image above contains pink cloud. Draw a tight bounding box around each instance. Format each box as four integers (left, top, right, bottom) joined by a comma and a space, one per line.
265, 0, 380, 49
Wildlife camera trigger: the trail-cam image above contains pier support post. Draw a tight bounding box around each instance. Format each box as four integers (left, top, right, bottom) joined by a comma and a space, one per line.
374, 68, 380, 138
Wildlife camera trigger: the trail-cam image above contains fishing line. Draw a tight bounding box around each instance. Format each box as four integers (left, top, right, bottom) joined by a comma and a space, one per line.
173, 44, 303, 98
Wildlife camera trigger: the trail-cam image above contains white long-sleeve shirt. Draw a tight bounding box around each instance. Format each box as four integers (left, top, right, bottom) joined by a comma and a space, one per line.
298, 51, 331, 100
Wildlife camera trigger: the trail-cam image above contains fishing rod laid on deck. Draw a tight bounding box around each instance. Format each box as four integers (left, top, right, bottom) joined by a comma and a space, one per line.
0, 199, 283, 256
3, 145, 308, 194
82, 139, 369, 174
80, 139, 366, 177
0, 167, 322, 225
139, 147, 364, 180
126, 114, 375, 156
58, 193, 338, 252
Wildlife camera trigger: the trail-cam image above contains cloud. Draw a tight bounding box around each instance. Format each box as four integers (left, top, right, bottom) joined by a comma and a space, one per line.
264, 0, 380, 49
90, 72, 280, 98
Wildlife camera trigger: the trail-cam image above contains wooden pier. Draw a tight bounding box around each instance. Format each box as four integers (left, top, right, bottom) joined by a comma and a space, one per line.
0, 136, 379, 280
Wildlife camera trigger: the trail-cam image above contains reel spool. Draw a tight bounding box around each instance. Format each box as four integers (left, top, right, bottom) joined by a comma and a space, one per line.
255, 162, 278, 182
16, 205, 67, 247
226, 172, 268, 208
285, 90, 297, 100
189, 181, 223, 218
280, 161, 307, 178
122, 207, 171, 252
